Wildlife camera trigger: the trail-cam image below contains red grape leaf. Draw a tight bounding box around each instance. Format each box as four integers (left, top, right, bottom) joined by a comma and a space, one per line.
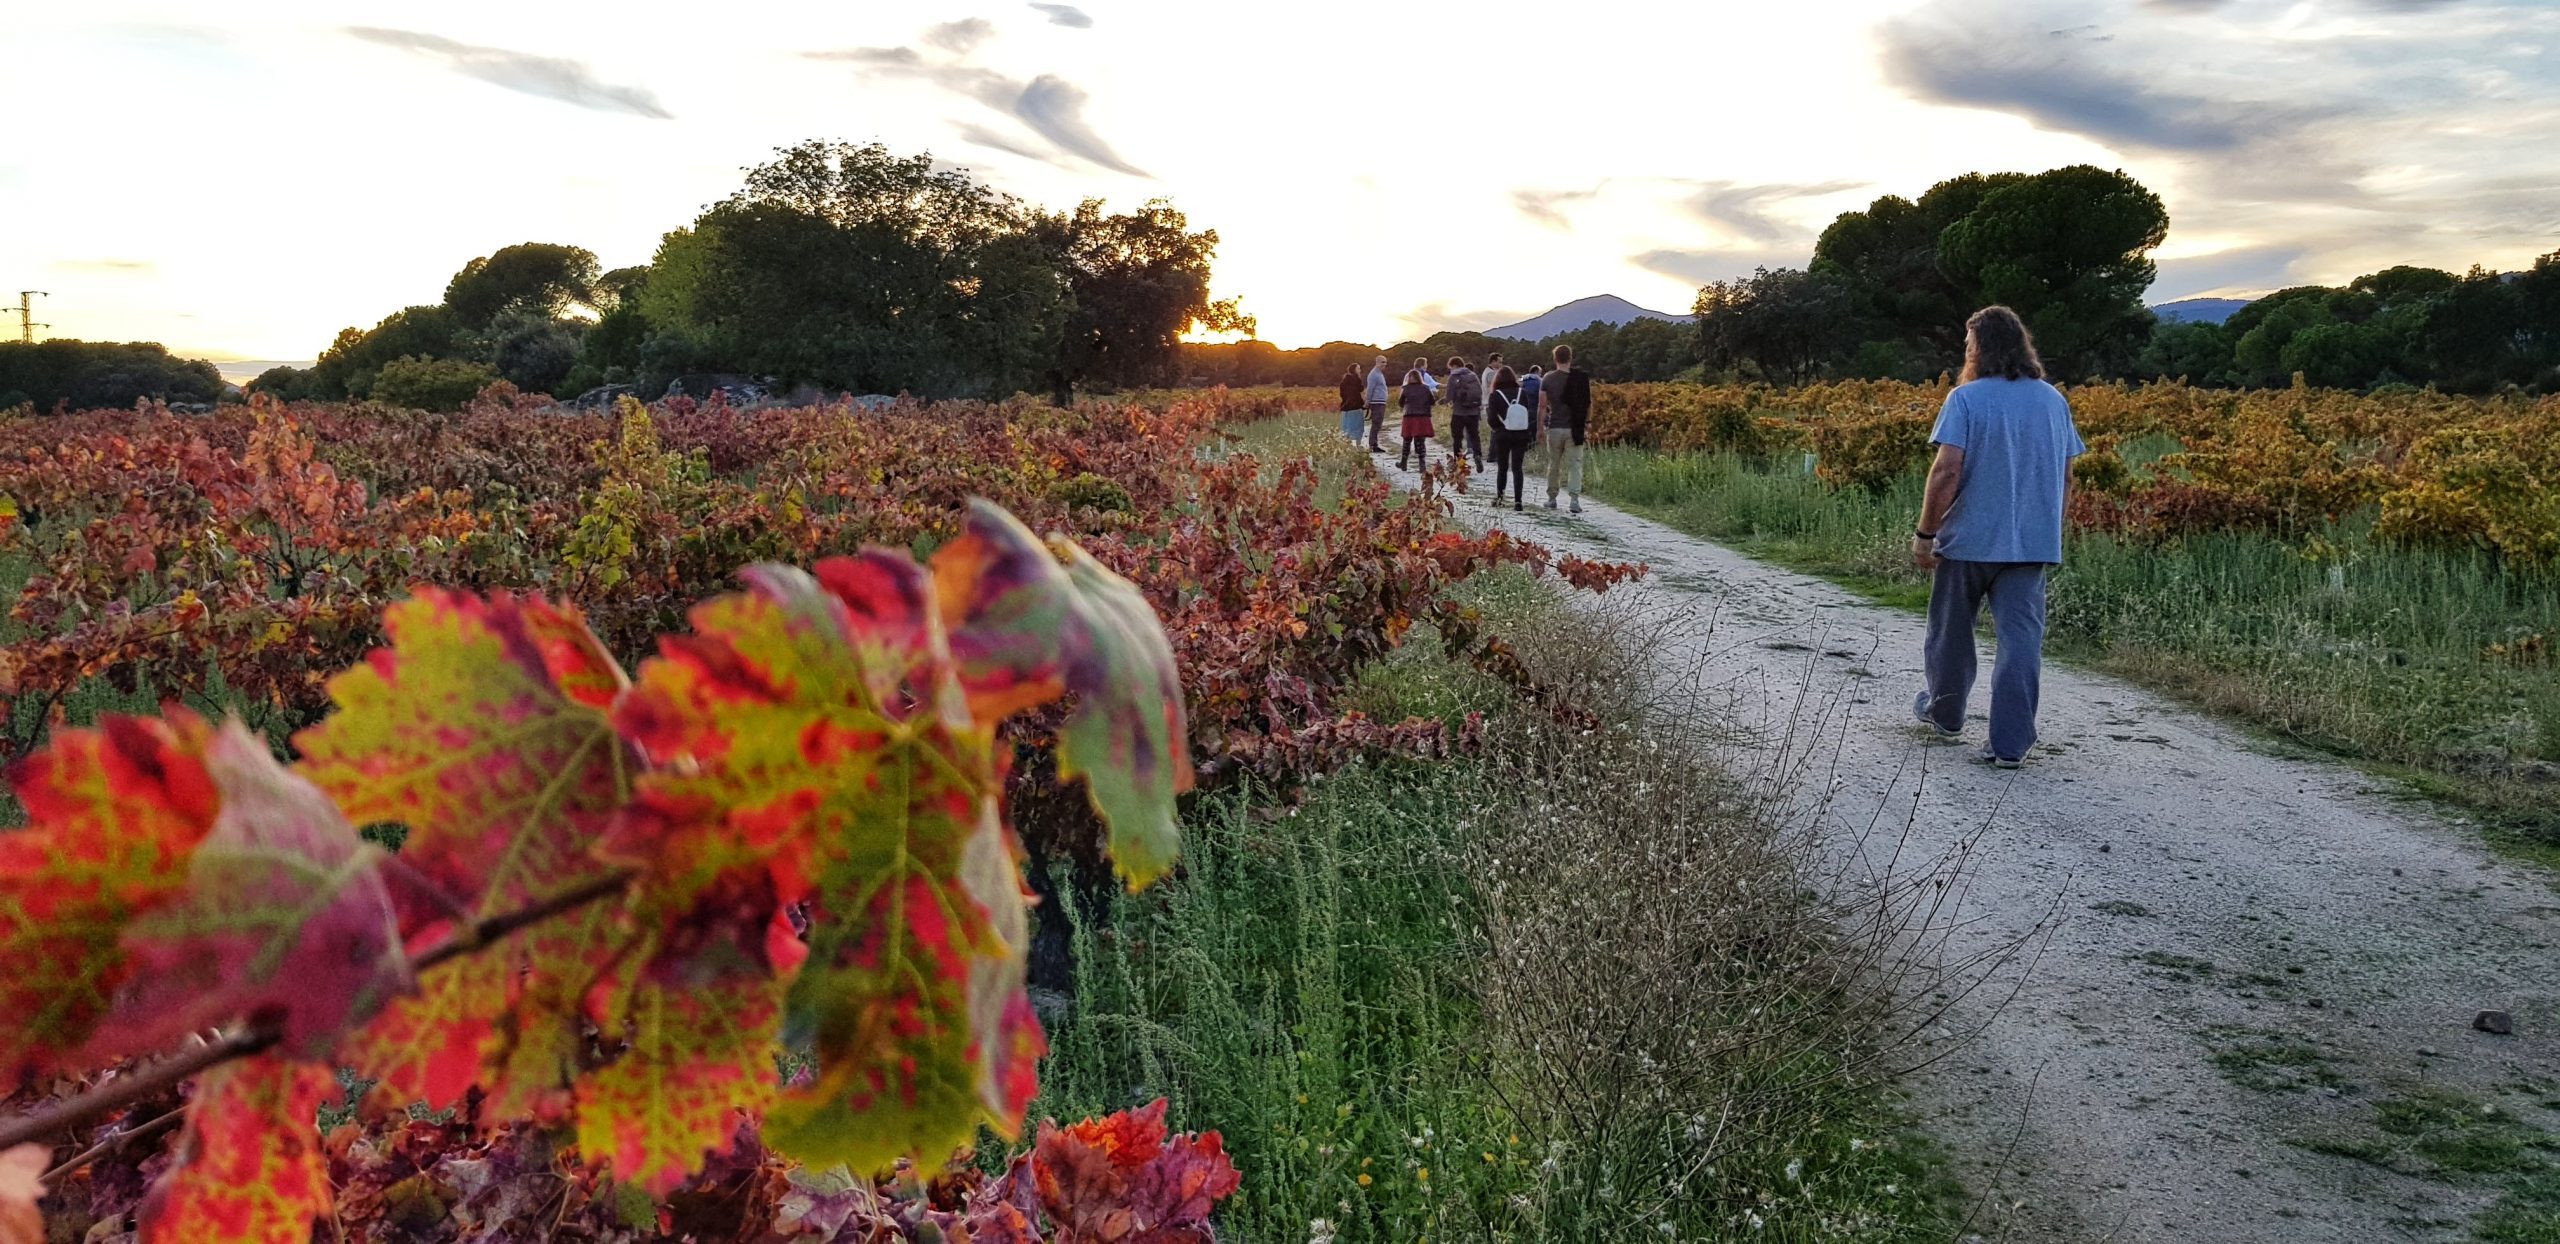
607, 551, 1037, 1176
0, 715, 221, 1079
296, 589, 635, 1109
576, 967, 783, 1198
932, 499, 1193, 888
1024, 1099, 1240, 1244
106, 718, 413, 1061
138, 1054, 339, 1244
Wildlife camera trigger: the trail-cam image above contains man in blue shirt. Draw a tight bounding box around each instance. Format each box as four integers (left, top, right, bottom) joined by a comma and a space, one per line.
1911, 306, 2086, 768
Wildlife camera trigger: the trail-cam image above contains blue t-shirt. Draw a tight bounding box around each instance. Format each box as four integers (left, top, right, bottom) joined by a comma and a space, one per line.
1928, 378, 2085, 565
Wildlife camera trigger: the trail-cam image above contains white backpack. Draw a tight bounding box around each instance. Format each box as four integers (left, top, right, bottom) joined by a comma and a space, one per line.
1501, 394, 1532, 432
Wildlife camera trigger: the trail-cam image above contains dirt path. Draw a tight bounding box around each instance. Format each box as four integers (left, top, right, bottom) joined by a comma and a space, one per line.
1389, 461, 2558, 1242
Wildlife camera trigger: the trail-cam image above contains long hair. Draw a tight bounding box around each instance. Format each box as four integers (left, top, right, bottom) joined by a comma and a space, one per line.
1961, 306, 2045, 383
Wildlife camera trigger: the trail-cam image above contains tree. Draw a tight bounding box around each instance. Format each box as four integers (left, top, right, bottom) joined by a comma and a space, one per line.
1695, 267, 1853, 384
636, 142, 1072, 397
1933, 166, 2168, 376
0, 340, 223, 410
2133, 321, 2236, 384
1053, 199, 1252, 390
370, 355, 498, 411
309, 306, 462, 399
1813, 172, 2029, 366
487, 312, 587, 395
2415, 267, 2529, 392
443, 243, 599, 329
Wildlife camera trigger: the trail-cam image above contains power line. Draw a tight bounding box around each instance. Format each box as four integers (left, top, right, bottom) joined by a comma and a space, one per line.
8, 291, 49, 344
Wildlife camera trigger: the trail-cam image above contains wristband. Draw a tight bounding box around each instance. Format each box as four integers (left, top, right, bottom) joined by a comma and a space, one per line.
1915, 529, 1937, 540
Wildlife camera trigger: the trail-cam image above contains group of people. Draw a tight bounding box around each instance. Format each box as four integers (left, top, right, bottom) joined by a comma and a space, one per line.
1331, 305, 2083, 775
1336, 344, 1593, 513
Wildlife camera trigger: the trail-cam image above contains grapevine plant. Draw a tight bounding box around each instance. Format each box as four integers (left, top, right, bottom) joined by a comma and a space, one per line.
0, 499, 1229, 1241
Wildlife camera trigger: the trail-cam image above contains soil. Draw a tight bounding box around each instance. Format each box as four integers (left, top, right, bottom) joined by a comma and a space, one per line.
1393, 462, 2560, 1243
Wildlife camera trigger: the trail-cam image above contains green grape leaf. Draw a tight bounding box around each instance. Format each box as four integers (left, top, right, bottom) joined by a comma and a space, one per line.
138, 1054, 340, 1244
0, 716, 222, 1079
296, 589, 635, 1109
932, 499, 1193, 888
607, 550, 1037, 1176
108, 718, 413, 1061
576, 966, 783, 1197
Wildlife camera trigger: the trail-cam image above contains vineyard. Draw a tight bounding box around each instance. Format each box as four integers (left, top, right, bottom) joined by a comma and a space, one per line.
1590, 377, 2560, 568
0, 387, 1649, 1241
1575, 376, 2560, 840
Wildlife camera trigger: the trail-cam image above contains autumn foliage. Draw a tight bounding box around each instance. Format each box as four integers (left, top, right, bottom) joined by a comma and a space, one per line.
0, 386, 1637, 1241
1593, 377, 2560, 567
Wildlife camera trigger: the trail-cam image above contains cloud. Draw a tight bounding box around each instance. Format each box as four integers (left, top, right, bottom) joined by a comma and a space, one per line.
2151, 245, 2308, 298
1512, 186, 1601, 229
805, 29, 1145, 176
925, 18, 996, 54
51, 259, 156, 274
1029, 3, 1096, 27
1679, 181, 1865, 245
1392, 301, 1529, 337
1877, 13, 2279, 151
1630, 248, 1802, 286
346, 27, 671, 118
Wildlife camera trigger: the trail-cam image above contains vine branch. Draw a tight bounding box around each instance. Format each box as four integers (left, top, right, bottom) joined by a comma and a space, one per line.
0, 867, 639, 1156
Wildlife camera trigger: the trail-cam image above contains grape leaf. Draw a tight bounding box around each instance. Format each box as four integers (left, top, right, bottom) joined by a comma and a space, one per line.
576, 969, 783, 1197
608, 552, 1035, 1175
932, 499, 1193, 887
1022, 1099, 1240, 1244
138, 1054, 339, 1244
0, 715, 221, 1079
107, 718, 413, 1061
296, 589, 634, 1109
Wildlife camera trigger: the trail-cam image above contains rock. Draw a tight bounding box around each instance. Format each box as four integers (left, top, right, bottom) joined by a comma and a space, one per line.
2418, 1046, 2441, 1057
2475, 1009, 2514, 1036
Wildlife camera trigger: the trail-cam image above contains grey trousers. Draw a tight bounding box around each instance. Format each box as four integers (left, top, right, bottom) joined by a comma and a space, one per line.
1920, 559, 2049, 761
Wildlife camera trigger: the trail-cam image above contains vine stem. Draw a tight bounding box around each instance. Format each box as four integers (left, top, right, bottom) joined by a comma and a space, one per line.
0, 867, 639, 1158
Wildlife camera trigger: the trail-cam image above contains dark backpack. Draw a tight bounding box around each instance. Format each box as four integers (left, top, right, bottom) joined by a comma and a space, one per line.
1451, 369, 1481, 410
1558, 368, 1592, 418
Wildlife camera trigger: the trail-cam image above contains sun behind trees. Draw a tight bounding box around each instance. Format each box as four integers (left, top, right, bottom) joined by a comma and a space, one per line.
253, 142, 1248, 407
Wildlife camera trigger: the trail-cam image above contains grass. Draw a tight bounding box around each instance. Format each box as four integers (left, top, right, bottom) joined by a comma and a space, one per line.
1030, 503, 1966, 1241
2296, 1086, 2560, 1241
2197, 1024, 2345, 1095
1571, 443, 2560, 855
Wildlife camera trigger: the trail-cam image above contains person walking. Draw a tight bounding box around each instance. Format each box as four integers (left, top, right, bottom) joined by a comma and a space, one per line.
1910, 305, 2086, 769
1337, 365, 1367, 443
1396, 368, 1436, 471
1539, 344, 1590, 513
1364, 355, 1391, 452
1486, 363, 1532, 509
1414, 356, 1439, 397
1444, 355, 1484, 472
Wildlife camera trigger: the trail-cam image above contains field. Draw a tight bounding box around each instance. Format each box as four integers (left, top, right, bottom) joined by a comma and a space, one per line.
1575, 378, 2560, 847
0, 390, 1945, 1241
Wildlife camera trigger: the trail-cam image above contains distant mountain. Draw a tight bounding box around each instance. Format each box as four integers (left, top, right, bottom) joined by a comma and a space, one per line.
1483, 294, 1694, 341
2150, 297, 2251, 326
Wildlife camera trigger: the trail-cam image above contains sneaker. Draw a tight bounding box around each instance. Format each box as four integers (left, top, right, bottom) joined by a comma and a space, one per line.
1545, 497, 1557, 510
1972, 744, 2024, 770
1569, 499, 1582, 515
1513, 500, 1523, 512
1910, 692, 1960, 740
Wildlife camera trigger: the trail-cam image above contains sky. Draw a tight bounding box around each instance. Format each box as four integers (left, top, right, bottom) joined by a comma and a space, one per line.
4, 0, 2556, 370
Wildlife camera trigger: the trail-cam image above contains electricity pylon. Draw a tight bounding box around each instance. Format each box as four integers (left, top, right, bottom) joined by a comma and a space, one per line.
8, 291, 48, 344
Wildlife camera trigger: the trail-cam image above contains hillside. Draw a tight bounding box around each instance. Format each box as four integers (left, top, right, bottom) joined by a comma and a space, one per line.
2150, 296, 2251, 325
1485, 294, 1694, 340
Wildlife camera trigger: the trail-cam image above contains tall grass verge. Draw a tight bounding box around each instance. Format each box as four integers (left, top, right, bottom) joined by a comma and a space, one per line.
1033, 564, 1970, 1241
1577, 445, 2560, 853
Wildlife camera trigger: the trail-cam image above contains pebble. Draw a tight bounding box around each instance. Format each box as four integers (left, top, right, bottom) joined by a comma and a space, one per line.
2475, 1010, 2514, 1036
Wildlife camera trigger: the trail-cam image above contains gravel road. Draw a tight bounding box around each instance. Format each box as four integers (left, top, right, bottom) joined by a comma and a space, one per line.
1388, 460, 2558, 1242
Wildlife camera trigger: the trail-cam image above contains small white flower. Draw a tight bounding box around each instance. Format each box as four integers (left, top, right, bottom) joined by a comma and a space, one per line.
1848, 1138, 1866, 1152
1785, 1159, 1803, 1184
